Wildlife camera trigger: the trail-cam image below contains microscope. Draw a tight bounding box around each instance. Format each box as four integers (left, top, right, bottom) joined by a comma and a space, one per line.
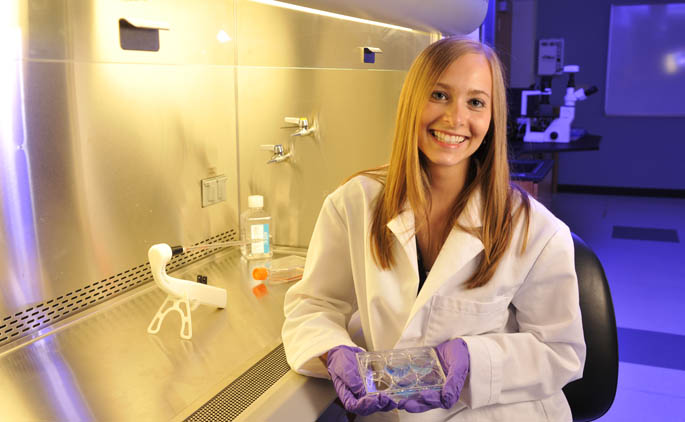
518, 65, 598, 143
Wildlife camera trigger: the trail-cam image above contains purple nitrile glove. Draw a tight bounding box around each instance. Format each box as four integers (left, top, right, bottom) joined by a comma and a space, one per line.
397, 338, 470, 413
436, 338, 470, 408
396, 389, 443, 413
326, 345, 398, 416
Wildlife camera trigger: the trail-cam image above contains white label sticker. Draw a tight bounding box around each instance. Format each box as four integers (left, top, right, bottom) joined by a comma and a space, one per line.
250, 224, 270, 254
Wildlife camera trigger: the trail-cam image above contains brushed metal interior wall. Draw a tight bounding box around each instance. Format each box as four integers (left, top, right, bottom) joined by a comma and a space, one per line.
235, 0, 434, 248
1, 0, 239, 320
0, 0, 434, 341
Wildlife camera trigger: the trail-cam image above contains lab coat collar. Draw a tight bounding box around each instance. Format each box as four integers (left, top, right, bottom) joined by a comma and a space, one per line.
456, 187, 484, 228
385, 188, 483, 246
386, 205, 418, 275
414, 190, 484, 315
387, 189, 485, 323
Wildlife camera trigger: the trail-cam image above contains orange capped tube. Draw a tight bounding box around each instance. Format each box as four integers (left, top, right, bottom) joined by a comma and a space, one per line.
250, 266, 269, 298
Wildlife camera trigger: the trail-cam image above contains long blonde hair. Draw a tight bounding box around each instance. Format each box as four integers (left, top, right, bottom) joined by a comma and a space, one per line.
362, 37, 530, 289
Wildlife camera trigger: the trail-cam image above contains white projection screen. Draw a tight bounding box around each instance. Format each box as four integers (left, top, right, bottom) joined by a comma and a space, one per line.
605, 3, 685, 116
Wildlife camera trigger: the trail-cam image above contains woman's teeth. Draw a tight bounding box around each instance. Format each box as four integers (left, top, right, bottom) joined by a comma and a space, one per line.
431, 130, 466, 144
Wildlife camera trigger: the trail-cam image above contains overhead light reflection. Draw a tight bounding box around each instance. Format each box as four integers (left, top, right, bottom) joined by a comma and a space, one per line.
664, 50, 685, 74
0, 26, 41, 305
216, 29, 232, 43
250, 0, 416, 32
33, 337, 94, 421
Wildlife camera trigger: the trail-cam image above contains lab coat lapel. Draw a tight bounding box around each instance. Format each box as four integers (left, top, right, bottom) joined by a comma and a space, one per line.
409, 190, 485, 318
386, 206, 418, 277
366, 207, 418, 351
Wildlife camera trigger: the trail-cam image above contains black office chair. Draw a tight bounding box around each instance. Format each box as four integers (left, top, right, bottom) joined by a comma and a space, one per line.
563, 233, 619, 421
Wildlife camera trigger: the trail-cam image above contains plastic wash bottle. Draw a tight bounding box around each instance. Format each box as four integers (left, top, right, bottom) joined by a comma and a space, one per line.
240, 195, 273, 260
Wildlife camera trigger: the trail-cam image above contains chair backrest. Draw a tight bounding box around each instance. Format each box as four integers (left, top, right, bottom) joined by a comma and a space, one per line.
562, 233, 619, 421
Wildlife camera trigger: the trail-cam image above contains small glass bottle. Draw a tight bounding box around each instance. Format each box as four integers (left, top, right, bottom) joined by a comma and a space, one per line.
240, 195, 273, 260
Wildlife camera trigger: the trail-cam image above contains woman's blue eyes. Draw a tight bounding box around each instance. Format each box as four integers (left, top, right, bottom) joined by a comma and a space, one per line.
430, 91, 486, 108
469, 99, 485, 108
431, 91, 448, 101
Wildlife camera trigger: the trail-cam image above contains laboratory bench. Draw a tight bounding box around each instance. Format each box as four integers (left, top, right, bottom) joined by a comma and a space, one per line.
509, 133, 602, 207
0, 247, 336, 422
509, 133, 602, 156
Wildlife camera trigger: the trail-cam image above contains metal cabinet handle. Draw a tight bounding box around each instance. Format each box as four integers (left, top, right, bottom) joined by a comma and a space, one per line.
259, 144, 284, 154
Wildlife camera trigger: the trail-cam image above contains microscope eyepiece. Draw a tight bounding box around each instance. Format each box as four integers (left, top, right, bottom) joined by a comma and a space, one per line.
585, 86, 599, 96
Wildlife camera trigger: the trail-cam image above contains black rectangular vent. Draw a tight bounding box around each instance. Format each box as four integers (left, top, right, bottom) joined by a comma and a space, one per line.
119, 19, 160, 51
612, 226, 679, 243
185, 344, 290, 422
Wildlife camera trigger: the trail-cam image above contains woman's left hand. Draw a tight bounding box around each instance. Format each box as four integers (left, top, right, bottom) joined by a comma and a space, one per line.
396, 389, 443, 413
435, 337, 470, 408
397, 338, 470, 412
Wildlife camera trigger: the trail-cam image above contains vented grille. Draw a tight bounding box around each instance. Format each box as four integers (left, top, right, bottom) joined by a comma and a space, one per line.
0, 230, 237, 347
185, 344, 290, 422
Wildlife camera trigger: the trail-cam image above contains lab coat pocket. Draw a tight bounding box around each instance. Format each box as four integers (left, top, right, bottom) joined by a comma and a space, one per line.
425, 295, 510, 345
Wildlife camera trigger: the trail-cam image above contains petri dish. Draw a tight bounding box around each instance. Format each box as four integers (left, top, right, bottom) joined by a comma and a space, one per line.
385, 351, 411, 380
360, 353, 386, 373
356, 346, 445, 397
417, 369, 444, 387
366, 371, 392, 393
410, 352, 435, 377
394, 371, 418, 388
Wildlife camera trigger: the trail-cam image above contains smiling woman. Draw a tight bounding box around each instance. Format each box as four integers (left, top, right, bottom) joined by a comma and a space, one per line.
370, 38, 516, 282
416, 52, 494, 270
419, 54, 492, 202
282, 37, 586, 422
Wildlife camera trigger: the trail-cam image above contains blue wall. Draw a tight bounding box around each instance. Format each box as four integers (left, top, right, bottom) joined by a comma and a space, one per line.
537, 0, 685, 190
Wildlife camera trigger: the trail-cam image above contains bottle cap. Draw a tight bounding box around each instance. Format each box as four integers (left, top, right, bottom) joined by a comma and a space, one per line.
252, 267, 269, 281
248, 195, 263, 208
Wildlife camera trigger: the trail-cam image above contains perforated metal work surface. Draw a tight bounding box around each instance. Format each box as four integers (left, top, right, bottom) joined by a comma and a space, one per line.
185, 343, 290, 422
0, 246, 299, 422
0, 230, 237, 347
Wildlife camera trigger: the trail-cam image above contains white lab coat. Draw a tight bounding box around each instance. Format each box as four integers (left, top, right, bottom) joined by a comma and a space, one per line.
282, 176, 585, 422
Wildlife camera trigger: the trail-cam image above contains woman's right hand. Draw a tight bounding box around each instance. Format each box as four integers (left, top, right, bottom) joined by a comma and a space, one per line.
326, 345, 398, 416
